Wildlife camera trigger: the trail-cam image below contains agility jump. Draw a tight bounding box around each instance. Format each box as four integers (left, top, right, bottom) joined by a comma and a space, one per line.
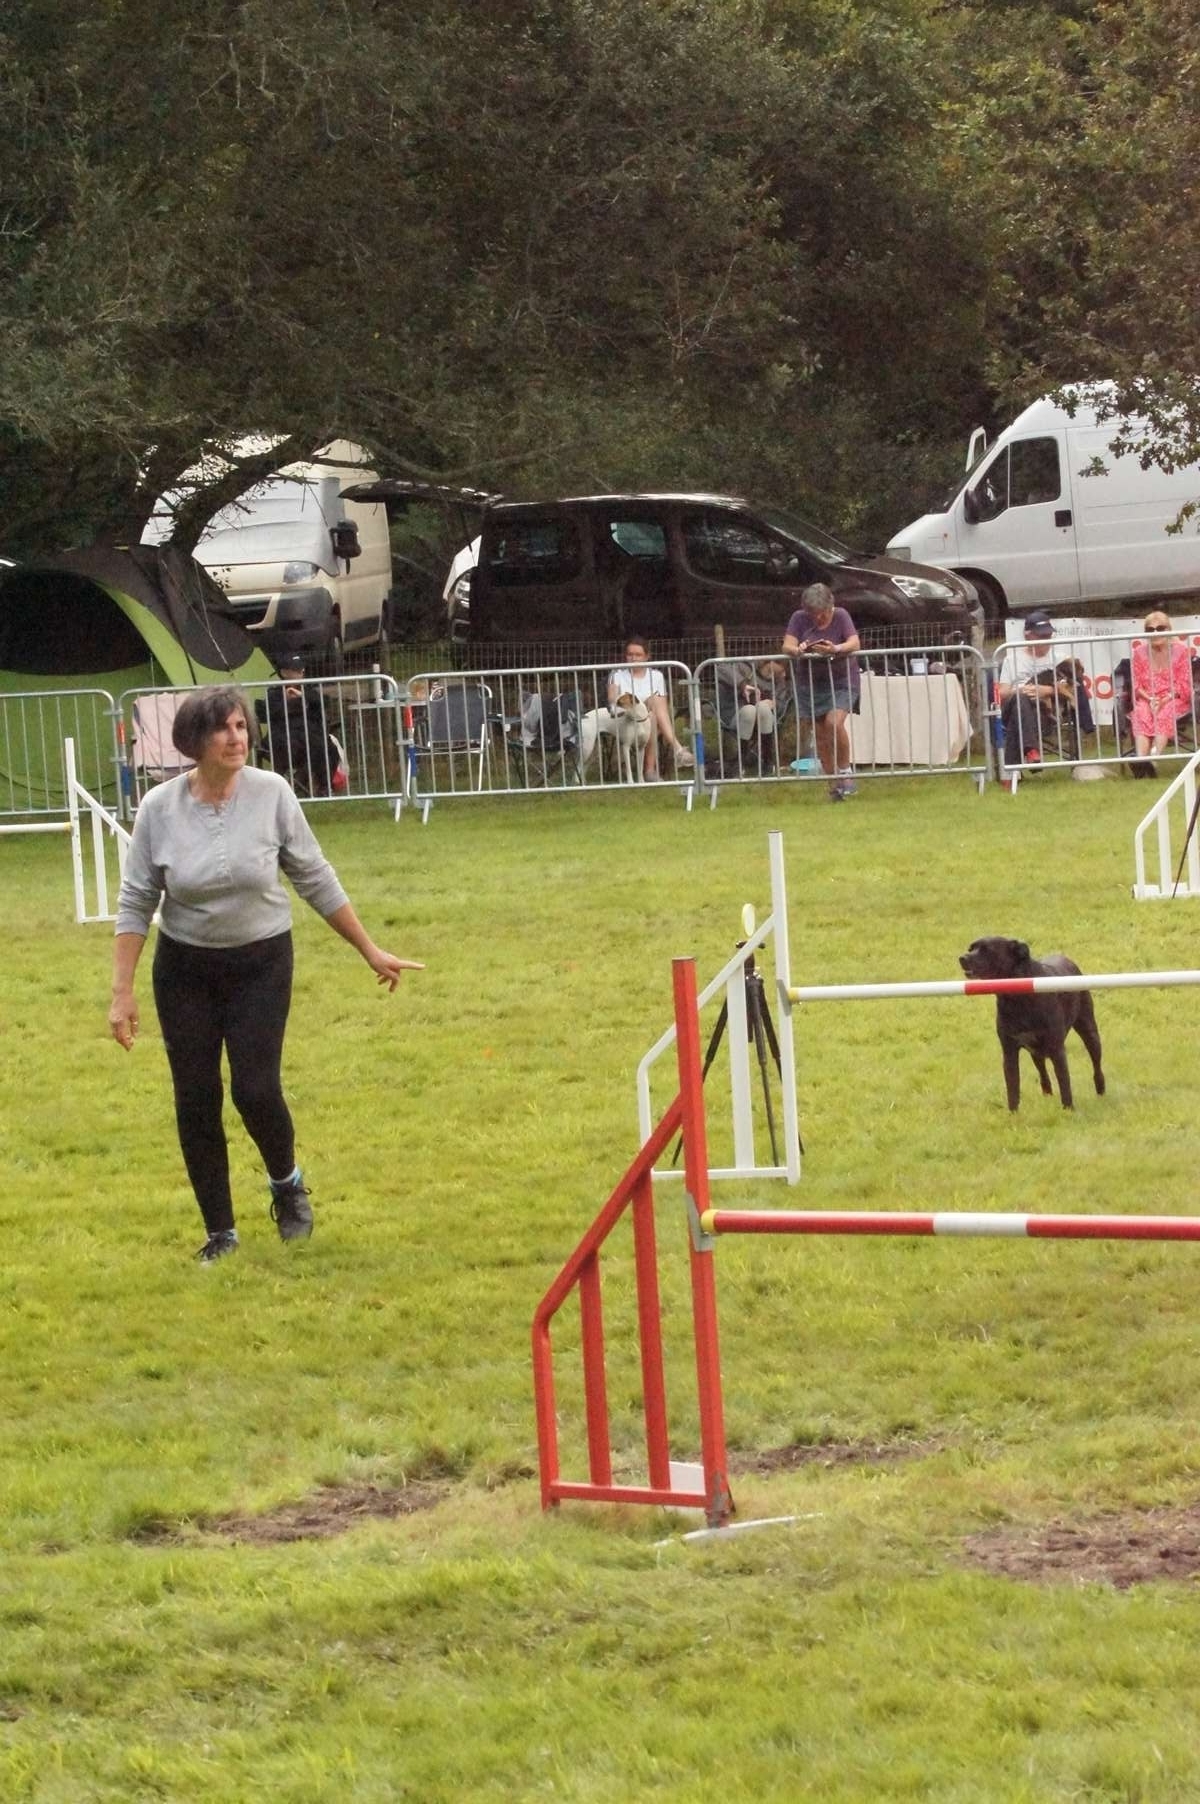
543, 847, 1200, 1528
636, 830, 1200, 1188
0, 739, 131, 925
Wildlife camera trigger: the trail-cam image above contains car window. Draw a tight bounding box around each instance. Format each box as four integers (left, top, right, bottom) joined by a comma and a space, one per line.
607, 517, 667, 559
756, 506, 850, 564
1009, 437, 1061, 507
484, 517, 581, 587
680, 510, 802, 585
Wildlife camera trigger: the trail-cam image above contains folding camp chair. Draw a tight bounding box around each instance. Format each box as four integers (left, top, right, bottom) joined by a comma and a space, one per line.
416, 680, 493, 791
504, 685, 583, 787
130, 692, 194, 797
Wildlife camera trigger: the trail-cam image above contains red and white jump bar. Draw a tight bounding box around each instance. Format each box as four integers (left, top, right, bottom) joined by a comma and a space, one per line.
700, 1210, 1200, 1241
787, 969, 1200, 1004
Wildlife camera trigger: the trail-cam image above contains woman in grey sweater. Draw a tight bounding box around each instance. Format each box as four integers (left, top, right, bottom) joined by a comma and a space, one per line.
109, 686, 422, 1261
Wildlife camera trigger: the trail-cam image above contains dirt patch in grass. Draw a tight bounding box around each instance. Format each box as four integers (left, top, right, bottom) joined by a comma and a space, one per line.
127, 1482, 446, 1546
733, 1434, 947, 1476
965, 1502, 1200, 1589
216, 1482, 446, 1543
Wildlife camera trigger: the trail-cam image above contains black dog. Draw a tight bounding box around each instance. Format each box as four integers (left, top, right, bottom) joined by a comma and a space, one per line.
958, 937, 1105, 1112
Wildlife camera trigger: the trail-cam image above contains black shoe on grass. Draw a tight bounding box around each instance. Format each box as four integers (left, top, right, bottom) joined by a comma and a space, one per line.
269, 1179, 314, 1242
196, 1228, 239, 1263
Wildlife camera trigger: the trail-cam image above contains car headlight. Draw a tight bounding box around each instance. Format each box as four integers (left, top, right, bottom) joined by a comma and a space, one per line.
891, 573, 957, 602
282, 561, 319, 585
450, 575, 471, 612
889, 544, 913, 560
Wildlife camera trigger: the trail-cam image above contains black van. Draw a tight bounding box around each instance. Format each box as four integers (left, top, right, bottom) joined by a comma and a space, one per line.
459, 493, 983, 651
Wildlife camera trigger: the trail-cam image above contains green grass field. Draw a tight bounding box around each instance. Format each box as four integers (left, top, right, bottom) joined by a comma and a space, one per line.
4, 771, 1200, 1802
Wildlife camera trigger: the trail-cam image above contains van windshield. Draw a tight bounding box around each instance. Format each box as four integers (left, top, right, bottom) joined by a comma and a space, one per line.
207, 476, 330, 533
756, 506, 853, 565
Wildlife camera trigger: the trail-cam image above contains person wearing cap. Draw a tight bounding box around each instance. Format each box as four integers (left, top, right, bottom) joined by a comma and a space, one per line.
996, 611, 1089, 768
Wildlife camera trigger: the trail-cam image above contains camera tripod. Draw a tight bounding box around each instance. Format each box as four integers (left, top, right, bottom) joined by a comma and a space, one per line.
670, 941, 797, 1169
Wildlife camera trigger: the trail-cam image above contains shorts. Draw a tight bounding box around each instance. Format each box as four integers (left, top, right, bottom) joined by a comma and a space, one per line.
792, 666, 855, 720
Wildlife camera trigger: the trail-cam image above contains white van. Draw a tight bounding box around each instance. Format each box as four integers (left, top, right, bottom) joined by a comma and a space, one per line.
144, 439, 393, 666
887, 392, 1200, 616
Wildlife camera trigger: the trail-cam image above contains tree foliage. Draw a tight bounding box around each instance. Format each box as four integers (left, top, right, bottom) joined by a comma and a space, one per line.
941, 0, 1200, 471
0, 0, 1195, 563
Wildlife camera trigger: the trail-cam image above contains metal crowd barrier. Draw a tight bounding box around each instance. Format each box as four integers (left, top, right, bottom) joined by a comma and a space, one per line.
0, 688, 122, 821
400, 649, 989, 816
695, 645, 989, 796
401, 662, 701, 820
121, 675, 405, 814
990, 624, 1200, 785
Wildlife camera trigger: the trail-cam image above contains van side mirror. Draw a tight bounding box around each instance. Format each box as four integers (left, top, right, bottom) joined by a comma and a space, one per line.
962, 487, 980, 526
332, 519, 362, 564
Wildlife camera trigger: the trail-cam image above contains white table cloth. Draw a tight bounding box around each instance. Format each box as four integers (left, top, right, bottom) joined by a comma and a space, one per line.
849, 673, 971, 767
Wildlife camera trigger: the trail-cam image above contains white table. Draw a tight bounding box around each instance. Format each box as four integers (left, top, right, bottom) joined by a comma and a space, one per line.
849, 672, 971, 767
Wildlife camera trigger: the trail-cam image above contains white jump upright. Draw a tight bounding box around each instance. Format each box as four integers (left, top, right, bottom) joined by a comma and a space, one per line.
1132, 749, 1200, 900
65, 736, 133, 924
0, 737, 129, 923
637, 831, 800, 1184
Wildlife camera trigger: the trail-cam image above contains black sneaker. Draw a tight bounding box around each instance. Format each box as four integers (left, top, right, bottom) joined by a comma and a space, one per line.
269, 1179, 314, 1241
196, 1228, 239, 1262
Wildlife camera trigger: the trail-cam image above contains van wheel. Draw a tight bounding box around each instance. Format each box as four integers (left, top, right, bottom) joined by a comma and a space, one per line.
326, 619, 345, 673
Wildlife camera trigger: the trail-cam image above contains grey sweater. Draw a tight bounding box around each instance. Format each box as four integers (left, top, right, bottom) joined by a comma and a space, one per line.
115, 766, 349, 946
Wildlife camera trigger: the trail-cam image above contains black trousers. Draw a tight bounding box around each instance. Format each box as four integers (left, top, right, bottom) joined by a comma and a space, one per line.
152, 931, 296, 1233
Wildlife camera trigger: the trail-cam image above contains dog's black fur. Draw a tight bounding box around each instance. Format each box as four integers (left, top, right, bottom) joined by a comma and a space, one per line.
958, 937, 1105, 1112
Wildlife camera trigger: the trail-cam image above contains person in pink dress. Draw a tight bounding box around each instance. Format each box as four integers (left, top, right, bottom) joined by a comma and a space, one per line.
1131, 611, 1195, 758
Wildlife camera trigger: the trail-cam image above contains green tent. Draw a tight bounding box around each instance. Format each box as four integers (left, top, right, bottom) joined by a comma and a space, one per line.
0, 544, 275, 808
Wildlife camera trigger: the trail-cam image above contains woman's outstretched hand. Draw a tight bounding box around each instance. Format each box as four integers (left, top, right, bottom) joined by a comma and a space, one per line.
365, 948, 425, 992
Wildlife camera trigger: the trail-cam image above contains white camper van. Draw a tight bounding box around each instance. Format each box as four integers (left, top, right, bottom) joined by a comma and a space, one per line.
144, 440, 393, 665
887, 394, 1200, 616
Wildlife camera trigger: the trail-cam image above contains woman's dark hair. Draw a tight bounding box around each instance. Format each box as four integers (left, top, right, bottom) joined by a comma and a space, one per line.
171, 685, 257, 759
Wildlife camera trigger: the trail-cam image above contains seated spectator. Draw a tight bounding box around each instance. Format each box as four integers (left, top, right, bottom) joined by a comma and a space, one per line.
715, 658, 786, 773
782, 582, 860, 801
995, 611, 1085, 768
1131, 611, 1193, 761
262, 662, 346, 796
582, 637, 694, 780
